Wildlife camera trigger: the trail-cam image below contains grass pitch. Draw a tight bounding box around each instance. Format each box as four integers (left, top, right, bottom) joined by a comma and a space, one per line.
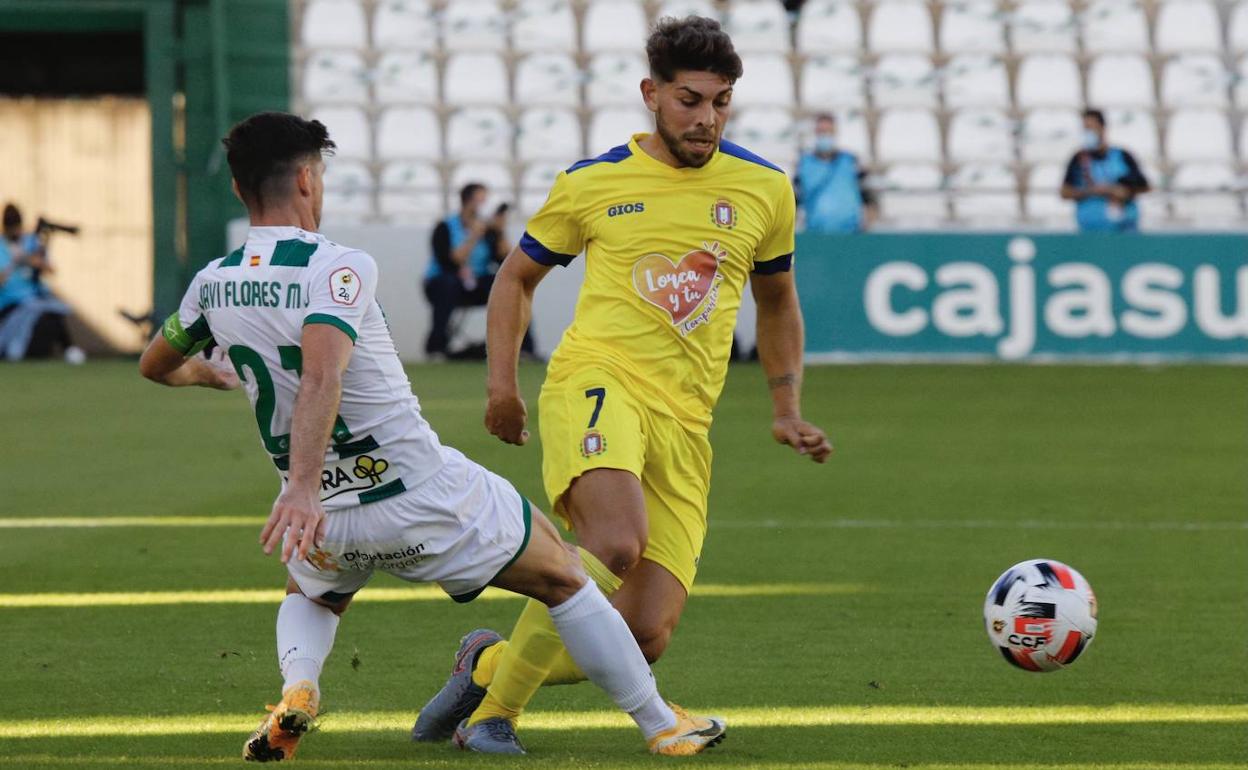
1, 360, 1244, 769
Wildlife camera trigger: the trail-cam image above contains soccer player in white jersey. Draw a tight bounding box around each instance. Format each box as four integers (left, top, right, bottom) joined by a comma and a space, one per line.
138, 112, 725, 761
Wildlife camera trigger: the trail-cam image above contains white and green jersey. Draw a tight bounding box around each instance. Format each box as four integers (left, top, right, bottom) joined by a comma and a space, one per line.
168, 225, 444, 509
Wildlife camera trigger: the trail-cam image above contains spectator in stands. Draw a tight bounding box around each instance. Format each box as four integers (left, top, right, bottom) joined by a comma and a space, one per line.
0, 203, 84, 363
424, 183, 535, 359
1060, 109, 1151, 233
794, 114, 876, 234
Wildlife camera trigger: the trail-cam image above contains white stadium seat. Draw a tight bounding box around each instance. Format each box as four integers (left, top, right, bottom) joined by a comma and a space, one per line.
515, 53, 581, 108
657, 0, 719, 22
1236, 57, 1248, 109
948, 109, 1014, 163
876, 108, 942, 163
1080, 0, 1149, 53
445, 108, 512, 161
303, 51, 368, 104
373, 52, 439, 105
302, 0, 367, 47
939, 1, 1005, 54
1160, 55, 1230, 109
796, 0, 862, 53
868, 1, 934, 53
588, 107, 652, 155
311, 106, 372, 160
322, 160, 374, 221
512, 0, 578, 54
442, 0, 507, 52
942, 55, 1009, 109
1105, 107, 1159, 165
870, 54, 938, 108
586, 54, 648, 108
378, 161, 443, 222
376, 107, 439, 160
1154, 0, 1222, 55
449, 162, 514, 199
519, 161, 568, 215
1087, 54, 1154, 108
583, 1, 649, 52
442, 53, 509, 107
723, 0, 791, 53
1010, 1, 1076, 54
1170, 163, 1244, 225
1018, 108, 1082, 163
822, 109, 872, 161
1232, 2, 1248, 55
1015, 54, 1081, 108
951, 163, 1020, 223
1165, 109, 1234, 163
516, 108, 582, 162
800, 56, 867, 109
1025, 163, 1074, 224
372, 0, 437, 51
725, 110, 798, 171
733, 54, 795, 108
878, 163, 947, 224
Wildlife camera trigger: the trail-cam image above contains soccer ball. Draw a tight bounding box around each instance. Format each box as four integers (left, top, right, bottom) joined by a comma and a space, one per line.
983, 558, 1098, 672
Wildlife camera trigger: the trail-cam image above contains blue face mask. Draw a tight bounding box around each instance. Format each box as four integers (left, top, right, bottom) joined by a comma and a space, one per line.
814, 134, 837, 154
1082, 129, 1101, 151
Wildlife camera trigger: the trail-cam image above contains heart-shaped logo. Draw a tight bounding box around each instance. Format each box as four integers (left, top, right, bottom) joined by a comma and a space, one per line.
632, 249, 721, 324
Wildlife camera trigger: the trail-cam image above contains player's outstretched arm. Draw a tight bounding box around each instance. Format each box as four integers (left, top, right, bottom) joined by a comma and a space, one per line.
484, 246, 552, 445
751, 269, 833, 463
139, 334, 238, 390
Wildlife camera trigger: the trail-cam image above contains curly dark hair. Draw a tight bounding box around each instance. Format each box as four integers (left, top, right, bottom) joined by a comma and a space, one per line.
646, 15, 743, 84
222, 112, 336, 208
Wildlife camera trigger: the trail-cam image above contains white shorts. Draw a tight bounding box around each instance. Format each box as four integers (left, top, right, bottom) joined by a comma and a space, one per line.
285, 446, 532, 603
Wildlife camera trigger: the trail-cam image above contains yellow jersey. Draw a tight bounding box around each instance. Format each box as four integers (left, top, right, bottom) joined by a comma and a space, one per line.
522, 133, 796, 433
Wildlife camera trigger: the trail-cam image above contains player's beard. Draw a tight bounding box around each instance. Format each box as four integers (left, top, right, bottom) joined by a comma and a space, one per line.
655, 109, 718, 169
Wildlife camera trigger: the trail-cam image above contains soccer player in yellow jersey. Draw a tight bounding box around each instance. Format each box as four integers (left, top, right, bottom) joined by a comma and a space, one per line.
413, 16, 832, 754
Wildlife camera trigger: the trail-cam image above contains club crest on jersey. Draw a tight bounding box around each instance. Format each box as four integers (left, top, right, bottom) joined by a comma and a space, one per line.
711, 198, 737, 230
580, 431, 607, 457
631, 241, 727, 337
330, 267, 361, 305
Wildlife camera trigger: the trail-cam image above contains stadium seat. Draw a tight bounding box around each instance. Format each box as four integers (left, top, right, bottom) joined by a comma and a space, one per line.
302, 51, 368, 104
586, 53, 648, 108
723, 0, 791, 53
1104, 107, 1159, 165
519, 161, 568, 215
311, 106, 372, 160
725, 110, 798, 171
942, 55, 1009, 109
322, 159, 374, 220
374, 52, 439, 105
449, 161, 515, 211
950, 163, 1021, 224
1010, 0, 1077, 54
868, 1, 934, 53
1165, 109, 1234, 163
376, 107, 440, 160
733, 54, 795, 108
1154, 0, 1222, 55
515, 53, 581, 108
1080, 0, 1149, 53
1018, 108, 1082, 163
876, 108, 942, 163
1015, 54, 1081, 108
512, 0, 578, 54
378, 161, 443, 222
657, 0, 720, 22
877, 163, 948, 225
1232, 2, 1248, 55
796, 0, 862, 54
800, 56, 867, 110
302, 0, 367, 48
1235, 56, 1248, 108
373, 0, 437, 51
1169, 163, 1244, 224
1086, 54, 1154, 108
583, 1, 649, 52
948, 109, 1014, 163
446, 107, 512, 161
442, 0, 507, 52
1024, 162, 1074, 224
870, 54, 938, 108
588, 107, 652, 154
516, 108, 582, 162
939, 1, 1005, 54
831, 109, 872, 161
1160, 54, 1230, 108
442, 53, 509, 107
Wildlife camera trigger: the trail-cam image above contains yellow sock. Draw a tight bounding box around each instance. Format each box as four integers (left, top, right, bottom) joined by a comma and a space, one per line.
468, 547, 621, 725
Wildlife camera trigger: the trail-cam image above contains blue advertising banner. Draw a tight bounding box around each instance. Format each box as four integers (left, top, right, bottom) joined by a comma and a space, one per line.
796, 234, 1248, 361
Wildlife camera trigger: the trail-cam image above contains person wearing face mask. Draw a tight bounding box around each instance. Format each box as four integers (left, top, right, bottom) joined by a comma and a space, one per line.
1060, 108, 1150, 232
794, 113, 876, 233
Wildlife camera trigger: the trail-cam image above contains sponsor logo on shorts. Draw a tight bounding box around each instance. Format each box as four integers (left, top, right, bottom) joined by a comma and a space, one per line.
581, 430, 607, 457
339, 543, 427, 571
308, 548, 340, 572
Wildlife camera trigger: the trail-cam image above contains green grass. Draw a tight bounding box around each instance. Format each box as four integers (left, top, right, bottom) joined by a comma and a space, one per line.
1, 360, 1245, 769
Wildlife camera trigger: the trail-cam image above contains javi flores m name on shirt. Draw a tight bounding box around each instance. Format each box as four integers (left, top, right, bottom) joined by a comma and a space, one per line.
198, 278, 310, 310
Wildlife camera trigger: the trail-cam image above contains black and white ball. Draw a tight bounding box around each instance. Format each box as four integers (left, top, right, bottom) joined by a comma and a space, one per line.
984, 559, 1098, 672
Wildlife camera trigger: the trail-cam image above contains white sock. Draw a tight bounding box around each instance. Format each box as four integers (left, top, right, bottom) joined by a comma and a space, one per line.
546, 582, 678, 739
276, 594, 339, 696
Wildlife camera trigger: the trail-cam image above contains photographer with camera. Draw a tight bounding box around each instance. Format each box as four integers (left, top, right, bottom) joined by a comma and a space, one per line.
0, 203, 85, 363
423, 183, 535, 360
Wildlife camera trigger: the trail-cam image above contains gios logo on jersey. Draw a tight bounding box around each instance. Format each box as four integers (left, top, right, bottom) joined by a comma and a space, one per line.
631, 241, 728, 336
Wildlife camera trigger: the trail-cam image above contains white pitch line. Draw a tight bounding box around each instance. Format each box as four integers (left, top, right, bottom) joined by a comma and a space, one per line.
0, 516, 266, 529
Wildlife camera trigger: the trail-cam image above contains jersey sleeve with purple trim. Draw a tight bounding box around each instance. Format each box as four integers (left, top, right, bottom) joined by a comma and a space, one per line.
520, 171, 584, 266
303, 250, 379, 342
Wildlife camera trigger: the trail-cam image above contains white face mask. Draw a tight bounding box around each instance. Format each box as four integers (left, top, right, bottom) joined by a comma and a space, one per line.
1082, 129, 1101, 151
814, 134, 837, 154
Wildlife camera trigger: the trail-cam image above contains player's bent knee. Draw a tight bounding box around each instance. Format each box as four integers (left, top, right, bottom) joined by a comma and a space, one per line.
588, 536, 646, 577
635, 624, 673, 664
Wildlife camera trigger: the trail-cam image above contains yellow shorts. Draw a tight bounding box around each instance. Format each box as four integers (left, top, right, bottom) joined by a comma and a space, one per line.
538, 367, 712, 592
